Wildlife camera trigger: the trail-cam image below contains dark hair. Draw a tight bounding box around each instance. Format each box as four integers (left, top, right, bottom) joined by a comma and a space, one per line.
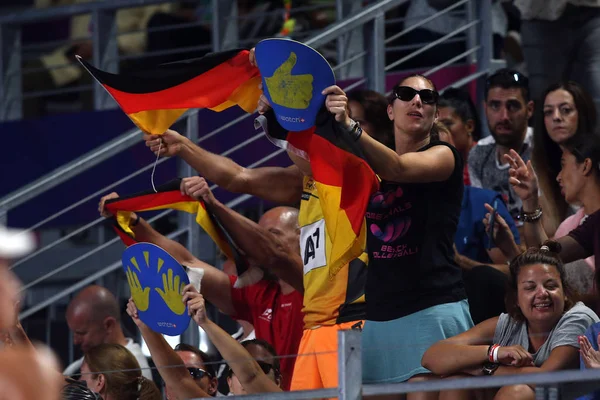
438, 87, 482, 141
562, 131, 600, 177
388, 74, 439, 140
533, 81, 598, 224
505, 242, 577, 322
84, 344, 161, 400
240, 339, 280, 372
485, 68, 530, 101
174, 343, 216, 378
347, 89, 394, 149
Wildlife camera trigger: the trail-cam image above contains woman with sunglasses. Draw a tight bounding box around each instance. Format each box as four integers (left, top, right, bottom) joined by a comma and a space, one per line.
323, 77, 471, 397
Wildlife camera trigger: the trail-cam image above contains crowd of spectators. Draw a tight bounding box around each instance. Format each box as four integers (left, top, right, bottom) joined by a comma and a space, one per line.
3, 1, 600, 400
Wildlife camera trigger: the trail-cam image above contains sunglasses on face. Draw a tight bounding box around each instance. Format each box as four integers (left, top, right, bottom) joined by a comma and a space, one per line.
226, 361, 279, 377
393, 86, 439, 105
187, 367, 212, 380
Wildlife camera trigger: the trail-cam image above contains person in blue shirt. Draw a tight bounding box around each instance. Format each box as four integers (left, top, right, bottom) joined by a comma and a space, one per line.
455, 185, 521, 270
437, 90, 522, 324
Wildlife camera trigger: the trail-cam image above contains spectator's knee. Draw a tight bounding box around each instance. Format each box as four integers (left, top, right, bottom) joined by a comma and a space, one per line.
494, 384, 534, 400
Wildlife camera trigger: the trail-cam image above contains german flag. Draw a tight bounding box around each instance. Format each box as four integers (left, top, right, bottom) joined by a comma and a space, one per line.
104, 179, 235, 260
257, 109, 379, 277
77, 49, 261, 135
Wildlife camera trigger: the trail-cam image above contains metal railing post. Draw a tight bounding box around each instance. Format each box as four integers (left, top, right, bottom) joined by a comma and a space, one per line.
363, 10, 386, 93
336, 0, 364, 80
211, 0, 238, 52
92, 8, 118, 110
0, 23, 22, 121
338, 329, 362, 400
179, 113, 201, 348
0, 208, 6, 226
474, 0, 492, 123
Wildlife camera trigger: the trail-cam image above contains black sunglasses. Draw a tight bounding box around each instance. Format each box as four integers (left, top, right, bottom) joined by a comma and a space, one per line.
187, 367, 212, 380
226, 361, 279, 377
485, 69, 529, 90
393, 85, 439, 105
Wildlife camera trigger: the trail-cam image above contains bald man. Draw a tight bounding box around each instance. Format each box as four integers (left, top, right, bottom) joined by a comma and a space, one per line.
64, 285, 152, 380
99, 185, 304, 391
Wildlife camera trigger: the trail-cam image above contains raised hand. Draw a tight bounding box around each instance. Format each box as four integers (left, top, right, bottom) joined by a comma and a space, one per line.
483, 203, 521, 260
265, 52, 313, 109
98, 192, 119, 218
155, 269, 186, 315
180, 176, 216, 206
126, 267, 150, 312
497, 345, 534, 367
257, 82, 272, 115
144, 129, 186, 157
322, 85, 351, 127
580, 335, 600, 369
126, 297, 146, 328
182, 284, 208, 326
504, 149, 539, 206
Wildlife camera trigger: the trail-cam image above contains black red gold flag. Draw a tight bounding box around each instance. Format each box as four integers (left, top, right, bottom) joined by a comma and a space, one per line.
256, 109, 379, 276
78, 49, 261, 134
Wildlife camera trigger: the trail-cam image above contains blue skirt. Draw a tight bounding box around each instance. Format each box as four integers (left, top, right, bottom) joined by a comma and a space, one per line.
362, 299, 473, 383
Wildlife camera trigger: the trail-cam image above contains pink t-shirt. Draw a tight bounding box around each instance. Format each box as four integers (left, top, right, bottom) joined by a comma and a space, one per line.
555, 208, 595, 271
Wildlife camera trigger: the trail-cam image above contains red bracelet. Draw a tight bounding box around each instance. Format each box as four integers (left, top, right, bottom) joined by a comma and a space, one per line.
488, 344, 500, 363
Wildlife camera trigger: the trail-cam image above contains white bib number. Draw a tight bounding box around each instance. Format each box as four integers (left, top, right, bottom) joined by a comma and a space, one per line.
300, 219, 326, 275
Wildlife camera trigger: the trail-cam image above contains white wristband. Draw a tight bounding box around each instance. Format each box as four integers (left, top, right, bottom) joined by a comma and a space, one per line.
492, 345, 500, 363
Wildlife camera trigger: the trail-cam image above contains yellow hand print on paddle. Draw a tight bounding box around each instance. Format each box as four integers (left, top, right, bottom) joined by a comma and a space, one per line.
155, 268, 186, 315
265, 52, 313, 109
126, 267, 150, 312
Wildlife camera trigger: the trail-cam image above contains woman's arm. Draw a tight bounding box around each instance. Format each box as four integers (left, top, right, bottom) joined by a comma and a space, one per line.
358, 134, 456, 183
494, 346, 580, 375
422, 317, 498, 375
184, 286, 282, 394
322, 85, 456, 183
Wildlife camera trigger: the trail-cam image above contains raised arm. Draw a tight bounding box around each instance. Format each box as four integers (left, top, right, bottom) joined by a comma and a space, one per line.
143, 130, 304, 205
421, 317, 529, 376
322, 85, 455, 183
99, 193, 236, 315
504, 151, 589, 262
126, 299, 210, 399
184, 287, 282, 394
180, 177, 304, 293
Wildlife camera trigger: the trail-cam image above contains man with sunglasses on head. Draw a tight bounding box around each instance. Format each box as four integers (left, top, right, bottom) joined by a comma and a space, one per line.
468, 68, 534, 226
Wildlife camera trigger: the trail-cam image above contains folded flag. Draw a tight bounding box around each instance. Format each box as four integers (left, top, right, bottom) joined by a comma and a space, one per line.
77, 49, 261, 135
104, 180, 250, 278
256, 109, 380, 277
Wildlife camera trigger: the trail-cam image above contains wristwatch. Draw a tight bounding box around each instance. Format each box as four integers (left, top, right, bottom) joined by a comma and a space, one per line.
482, 362, 499, 376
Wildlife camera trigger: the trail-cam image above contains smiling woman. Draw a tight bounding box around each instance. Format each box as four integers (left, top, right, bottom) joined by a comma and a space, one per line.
422, 245, 599, 400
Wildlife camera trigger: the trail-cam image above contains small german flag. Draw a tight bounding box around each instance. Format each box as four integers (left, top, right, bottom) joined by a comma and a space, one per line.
257, 109, 380, 277
78, 49, 261, 134
104, 180, 234, 259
